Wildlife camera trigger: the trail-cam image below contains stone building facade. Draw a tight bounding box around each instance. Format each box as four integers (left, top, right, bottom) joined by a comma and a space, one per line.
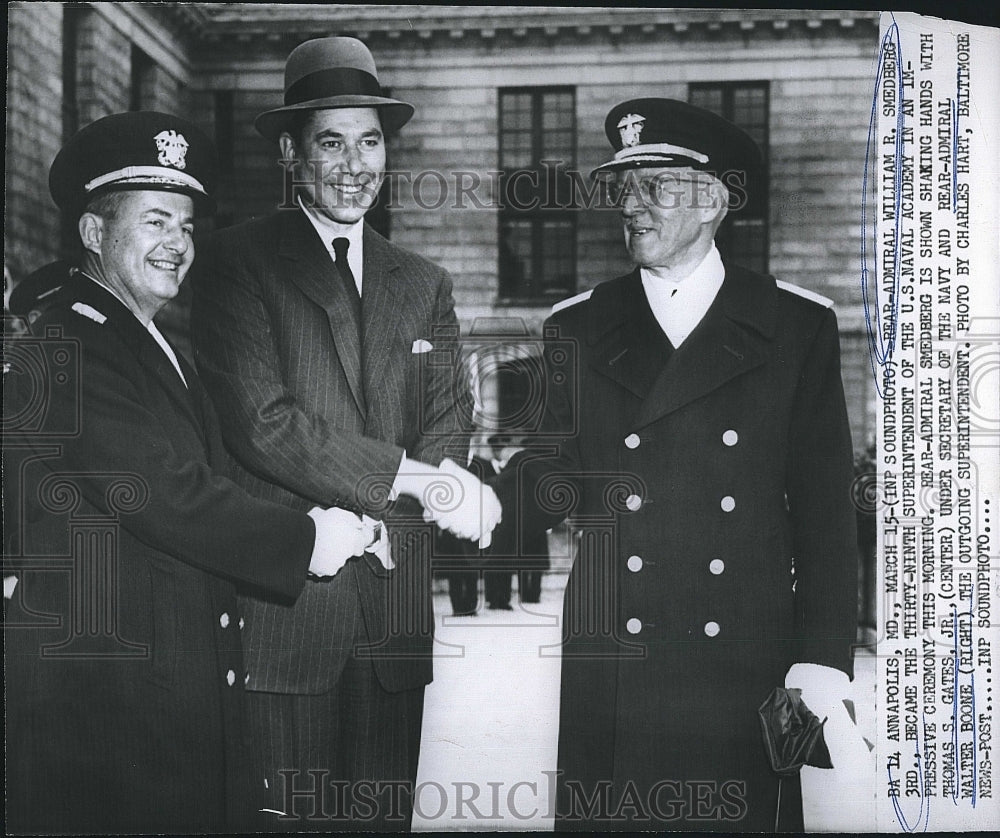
6, 3, 880, 449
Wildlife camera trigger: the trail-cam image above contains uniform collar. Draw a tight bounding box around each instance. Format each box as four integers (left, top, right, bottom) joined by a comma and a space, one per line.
77, 271, 188, 386
640, 245, 725, 347
587, 259, 778, 345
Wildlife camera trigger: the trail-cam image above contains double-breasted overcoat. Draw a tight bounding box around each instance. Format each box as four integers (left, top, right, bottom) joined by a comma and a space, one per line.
493, 263, 858, 831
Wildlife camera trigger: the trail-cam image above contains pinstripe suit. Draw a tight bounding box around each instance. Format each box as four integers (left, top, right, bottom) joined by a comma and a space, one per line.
191, 209, 470, 828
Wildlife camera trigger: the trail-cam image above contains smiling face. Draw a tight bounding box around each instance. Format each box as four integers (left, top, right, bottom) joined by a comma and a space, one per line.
280, 107, 386, 230
615, 167, 728, 275
79, 190, 195, 323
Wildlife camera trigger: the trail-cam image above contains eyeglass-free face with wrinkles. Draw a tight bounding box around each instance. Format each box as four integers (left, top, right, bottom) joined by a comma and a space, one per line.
611, 167, 728, 271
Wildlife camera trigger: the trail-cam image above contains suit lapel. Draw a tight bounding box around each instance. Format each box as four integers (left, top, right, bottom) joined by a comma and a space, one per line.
135, 337, 208, 443
74, 280, 206, 439
586, 271, 672, 400
633, 265, 777, 429
360, 225, 406, 396
279, 210, 366, 416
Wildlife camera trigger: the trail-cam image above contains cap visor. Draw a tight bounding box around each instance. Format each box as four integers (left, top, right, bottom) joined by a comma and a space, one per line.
86, 181, 216, 216
590, 154, 712, 178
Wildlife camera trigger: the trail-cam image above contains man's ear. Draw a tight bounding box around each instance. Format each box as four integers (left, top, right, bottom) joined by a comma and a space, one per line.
278, 132, 297, 162
702, 180, 730, 229
78, 213, 104, 256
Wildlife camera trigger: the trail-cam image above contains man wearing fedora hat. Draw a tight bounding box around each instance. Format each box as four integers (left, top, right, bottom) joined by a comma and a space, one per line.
491, 98, 862, 830
191, 37, 498, 829
4, 111, 378, 833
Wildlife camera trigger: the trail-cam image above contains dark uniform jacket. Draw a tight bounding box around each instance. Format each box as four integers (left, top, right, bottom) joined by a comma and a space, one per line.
3, 277, 314, 833
492, 263, 858, 831
191, 212, 470, 696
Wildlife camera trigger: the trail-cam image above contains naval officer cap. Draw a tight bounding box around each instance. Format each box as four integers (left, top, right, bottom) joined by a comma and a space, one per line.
49, 111, 218, 215
591, 97, 761, 187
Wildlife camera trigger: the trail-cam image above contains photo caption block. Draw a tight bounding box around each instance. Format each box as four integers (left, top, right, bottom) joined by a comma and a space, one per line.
868, 11, 999, 832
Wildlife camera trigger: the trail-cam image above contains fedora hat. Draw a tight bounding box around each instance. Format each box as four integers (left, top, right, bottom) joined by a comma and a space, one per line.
255, 37, 414, 140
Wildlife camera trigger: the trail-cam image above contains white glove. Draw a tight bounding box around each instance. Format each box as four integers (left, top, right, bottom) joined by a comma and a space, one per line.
306, 506, 373, 578
393, 456, 502, 548
427, 458, 502, 548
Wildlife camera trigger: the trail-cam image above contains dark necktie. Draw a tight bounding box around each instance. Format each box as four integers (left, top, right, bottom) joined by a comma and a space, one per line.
332, 236, 365, 409
332, 237, 362, 328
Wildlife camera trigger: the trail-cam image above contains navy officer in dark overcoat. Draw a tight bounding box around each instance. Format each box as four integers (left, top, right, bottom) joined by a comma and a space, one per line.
3, 111, 374, 833
492, 98, 862, 831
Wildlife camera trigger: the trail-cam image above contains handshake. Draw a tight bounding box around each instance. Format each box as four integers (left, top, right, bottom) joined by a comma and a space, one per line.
305, 457, 502, 579
394, 456, 503, 548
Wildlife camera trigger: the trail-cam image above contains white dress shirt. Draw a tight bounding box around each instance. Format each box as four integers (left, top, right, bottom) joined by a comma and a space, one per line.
298, 198, 364, 294
640, 245, 725, 348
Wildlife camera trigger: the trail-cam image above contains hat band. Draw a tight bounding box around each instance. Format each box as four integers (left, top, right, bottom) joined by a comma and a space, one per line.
85, 166, 207, 196
285, 67, 383, 106
614, 143, 710, 165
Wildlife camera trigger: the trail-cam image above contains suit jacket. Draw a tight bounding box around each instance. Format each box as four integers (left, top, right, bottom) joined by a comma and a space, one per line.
3, 277, 314, 833
492, 264, 858, 830
191, 211, 470, 695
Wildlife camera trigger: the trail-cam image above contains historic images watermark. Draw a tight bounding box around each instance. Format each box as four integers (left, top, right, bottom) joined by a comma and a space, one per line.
2, 325, 150, 659
276, 159, 752, 213
270, 770, 749, 825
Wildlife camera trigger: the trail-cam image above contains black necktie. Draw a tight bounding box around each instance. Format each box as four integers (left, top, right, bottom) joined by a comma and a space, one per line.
332, 237, 365, 409
332, 237, 362, 328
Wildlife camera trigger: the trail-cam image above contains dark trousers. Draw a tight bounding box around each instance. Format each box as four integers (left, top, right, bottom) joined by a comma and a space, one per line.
519, 569, 543, 603
447, 570, 478, 615
484, 570, 512, 607
246, 653, 424, 832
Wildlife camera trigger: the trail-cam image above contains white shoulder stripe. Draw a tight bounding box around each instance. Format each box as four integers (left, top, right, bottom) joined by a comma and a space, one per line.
551, 289, 593, 315
775, 280, 833, 309
71, 302, 107, 324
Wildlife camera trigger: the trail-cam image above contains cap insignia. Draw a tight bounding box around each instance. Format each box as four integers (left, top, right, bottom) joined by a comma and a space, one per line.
617, 113, 646, 148
153, 130, 189, 170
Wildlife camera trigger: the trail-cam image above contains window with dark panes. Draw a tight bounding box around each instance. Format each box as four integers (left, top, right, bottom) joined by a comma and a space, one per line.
130, 45, 155, 112
689, 83, 769, 273
498, 88, 576, 302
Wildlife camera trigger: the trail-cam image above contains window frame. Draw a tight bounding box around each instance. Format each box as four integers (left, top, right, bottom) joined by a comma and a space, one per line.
688, 81, 770, 274
497, 86, 578, 304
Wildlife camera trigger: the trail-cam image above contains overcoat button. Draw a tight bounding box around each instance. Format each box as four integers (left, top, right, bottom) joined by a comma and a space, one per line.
626, 617, 642, 635
720, 495, 736, 512
709, 559, 725, 575
624, 433, 641, 449
625, 494, 642, 512
226, 669, 236, 687
219, 612, 230, 628
627, 555, 643, 572
239, 617, 245, 630
704, 621, 720, 637
722, 429, 739, 446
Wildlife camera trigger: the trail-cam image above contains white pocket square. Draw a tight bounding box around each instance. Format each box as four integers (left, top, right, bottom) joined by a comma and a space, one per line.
411, 339, 434, 354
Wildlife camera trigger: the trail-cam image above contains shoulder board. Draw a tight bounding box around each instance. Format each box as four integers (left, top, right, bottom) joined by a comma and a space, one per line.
775, 280, 833, 309
71, 302, 108, 324
551, 289, 594, 315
